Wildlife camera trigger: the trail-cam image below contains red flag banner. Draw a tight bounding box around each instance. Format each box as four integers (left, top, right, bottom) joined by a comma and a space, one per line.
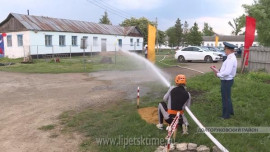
244, 16, 256, 66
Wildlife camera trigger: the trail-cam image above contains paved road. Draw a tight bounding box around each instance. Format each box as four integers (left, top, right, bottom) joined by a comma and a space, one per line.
162, 59, 242, 79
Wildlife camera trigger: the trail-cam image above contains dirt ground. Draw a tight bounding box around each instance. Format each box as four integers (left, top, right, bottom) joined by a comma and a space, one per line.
0, 59, 240, 152
0, 70, 157, 152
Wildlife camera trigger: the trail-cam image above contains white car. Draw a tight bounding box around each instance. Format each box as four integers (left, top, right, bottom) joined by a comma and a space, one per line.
174, 46, 222, 63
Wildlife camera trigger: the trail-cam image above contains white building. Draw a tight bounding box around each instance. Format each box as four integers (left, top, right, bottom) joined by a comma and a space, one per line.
0, 13, 144, 58
202, 35, 259, 48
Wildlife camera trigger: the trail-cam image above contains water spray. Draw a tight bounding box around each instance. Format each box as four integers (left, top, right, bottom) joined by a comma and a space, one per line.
121, 50, 171, 88
123, 50, 228, 152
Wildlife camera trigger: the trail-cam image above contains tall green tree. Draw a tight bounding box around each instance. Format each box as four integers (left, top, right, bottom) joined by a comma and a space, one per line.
99, 11, 112, 25
120, 17, 156, 45
166, 18, 184, 47
166, 27, 177, 46
202, 22, 215, 36
175, 18, 183, 46
228, 14, 245, 35
243, 0, 270, 46
157, 30, 166, 45
186, 22, 203, 46
182, 21, 189, 46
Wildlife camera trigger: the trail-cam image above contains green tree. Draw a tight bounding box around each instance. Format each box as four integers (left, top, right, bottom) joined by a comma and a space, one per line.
202, 22, 215, 36
175, 18, 183, 46
166, 18, 183, 47
243, 0, 270, 46
99, 11, 112, 25
186, 22, 203, 46
182, 21, 189, 46
120, 17, 156, 45
166, 27, 177, 46
157, 30, 166, 45
228, 14, 245, 35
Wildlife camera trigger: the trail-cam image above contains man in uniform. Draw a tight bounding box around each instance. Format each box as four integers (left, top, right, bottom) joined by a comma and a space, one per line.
216, 42, 237, 119
156, 74, 191, 134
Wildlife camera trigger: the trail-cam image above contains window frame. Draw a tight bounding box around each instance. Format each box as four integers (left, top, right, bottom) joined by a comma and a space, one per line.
71, 36, 78, 46
59, 35, 66, 46
45, 35, 53, 47
130, 38, 133, 46
17, 34, 23, 47
7, 35, 12, 47
118, 39, 122, 47
93, 37, 98, 47
136, 39, 140, 46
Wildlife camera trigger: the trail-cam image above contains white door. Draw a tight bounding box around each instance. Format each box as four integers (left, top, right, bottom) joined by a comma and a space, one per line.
181, 47, 192, 60
197, 48, 207, 60
191, 47, 204, 60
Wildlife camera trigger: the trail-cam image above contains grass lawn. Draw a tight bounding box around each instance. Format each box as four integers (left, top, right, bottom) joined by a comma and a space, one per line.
0, 53, 146, 73
58, 72, 270, 152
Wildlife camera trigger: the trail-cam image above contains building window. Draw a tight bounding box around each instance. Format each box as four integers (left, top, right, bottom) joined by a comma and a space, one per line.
93, 37, 98, 47
130, 38, 133, 46
241, 44, 244, 47
45, 35, 52, 46
59, 35, 66, 46
118, 39, 122, 47
137, 39, 139, 46
219, 43, 222, 47
211, 43, 213, 47
72, 36, 77, 46
7, 35, 12, 47
17, 35, 23, 46
236, 44, 239, 47
207, 43, 209, 46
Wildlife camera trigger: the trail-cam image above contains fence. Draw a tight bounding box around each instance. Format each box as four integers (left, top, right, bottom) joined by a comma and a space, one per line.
27, 42, 144, 59
248, 47, 270, 73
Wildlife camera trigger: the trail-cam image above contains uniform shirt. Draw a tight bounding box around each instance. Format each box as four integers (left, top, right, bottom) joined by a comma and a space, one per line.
217, 53, 237, 80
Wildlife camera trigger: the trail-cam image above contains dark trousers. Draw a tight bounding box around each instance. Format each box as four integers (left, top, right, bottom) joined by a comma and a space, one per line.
158, 102, 183, 125
221, 80, 234, 118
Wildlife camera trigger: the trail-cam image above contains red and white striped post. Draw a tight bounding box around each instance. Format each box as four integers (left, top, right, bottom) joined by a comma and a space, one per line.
137, 86, 140, 109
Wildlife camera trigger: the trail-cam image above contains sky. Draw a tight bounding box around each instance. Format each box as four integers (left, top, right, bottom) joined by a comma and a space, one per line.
0, 0, 254, 35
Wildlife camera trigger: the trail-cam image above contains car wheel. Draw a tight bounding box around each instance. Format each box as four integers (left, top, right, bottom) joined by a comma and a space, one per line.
204, 56, 213, 63
178, 55, 186, 63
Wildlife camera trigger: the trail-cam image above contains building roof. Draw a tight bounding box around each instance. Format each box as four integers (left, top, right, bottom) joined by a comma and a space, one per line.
203, 35, 258, 42
0, 13, 143, 37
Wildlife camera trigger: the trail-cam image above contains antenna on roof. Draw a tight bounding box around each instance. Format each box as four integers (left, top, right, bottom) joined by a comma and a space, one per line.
27, 10, 30, 15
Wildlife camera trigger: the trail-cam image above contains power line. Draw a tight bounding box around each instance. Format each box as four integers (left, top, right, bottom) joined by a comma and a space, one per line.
86, 0, 130, 19
92, 0, 131, 18
87, 0, 128, 19
98, 0, 135, 17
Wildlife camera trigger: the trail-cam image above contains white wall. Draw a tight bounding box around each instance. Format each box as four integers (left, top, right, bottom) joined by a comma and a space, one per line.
202, 41, 259, 48
3, 31, 31, 58
29, 31, 144, 55
3, 31, 144, 58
